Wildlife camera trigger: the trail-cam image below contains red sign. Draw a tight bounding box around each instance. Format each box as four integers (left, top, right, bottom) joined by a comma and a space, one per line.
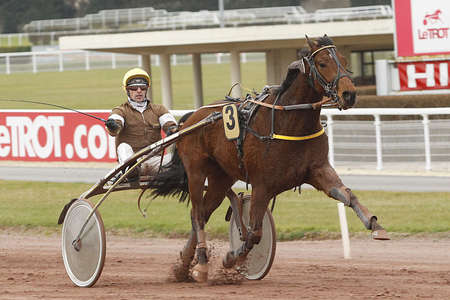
398, 60, 450, 91
0, 110, 117, 162
394, 0, 450, 57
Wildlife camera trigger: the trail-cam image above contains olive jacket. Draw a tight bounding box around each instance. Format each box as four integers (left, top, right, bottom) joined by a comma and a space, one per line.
107, 101, 177, 152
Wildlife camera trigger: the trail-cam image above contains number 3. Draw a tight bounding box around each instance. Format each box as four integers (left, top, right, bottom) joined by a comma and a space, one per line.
222, 104, 240, 140
224, 105, 236, 130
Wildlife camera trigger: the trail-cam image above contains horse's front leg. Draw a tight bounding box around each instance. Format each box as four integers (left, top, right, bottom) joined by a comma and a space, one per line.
223, 186, 271, 268
307, 164, 389, 240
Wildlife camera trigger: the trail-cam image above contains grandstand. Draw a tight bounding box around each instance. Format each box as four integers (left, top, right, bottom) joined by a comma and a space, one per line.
20, 5, 392, 45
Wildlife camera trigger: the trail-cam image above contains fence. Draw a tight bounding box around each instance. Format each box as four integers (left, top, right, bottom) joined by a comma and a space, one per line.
320, 108, 450, 171
0, 50, 265, 74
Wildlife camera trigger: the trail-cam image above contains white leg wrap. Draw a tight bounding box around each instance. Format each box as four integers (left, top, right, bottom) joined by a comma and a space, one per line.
117, 143, 134, 164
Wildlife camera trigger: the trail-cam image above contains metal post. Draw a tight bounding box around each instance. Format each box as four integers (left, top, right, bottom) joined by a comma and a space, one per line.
32, 54, 37, 73
172, 54, 177, 66
138, 55, 142, 67
241, 53, 247, 63
111, 53, 116, 69
422, 114, 431, 170
58, 52, 64, 72
8, 34, 11, 46
5, 55, 10, 74
337, 203, 351, 259
219, 0, 225, 28
85, 51, 90, 70
327, 115, 335, 167
374, 114, 383, 170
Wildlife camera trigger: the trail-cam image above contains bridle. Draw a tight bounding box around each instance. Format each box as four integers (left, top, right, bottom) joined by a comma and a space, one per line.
305, 44, 353, 105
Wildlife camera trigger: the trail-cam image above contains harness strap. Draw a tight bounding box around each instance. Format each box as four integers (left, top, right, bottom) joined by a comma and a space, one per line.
272, 127, 325, 141
247, 97, 335, 111
310, 45, 336, 57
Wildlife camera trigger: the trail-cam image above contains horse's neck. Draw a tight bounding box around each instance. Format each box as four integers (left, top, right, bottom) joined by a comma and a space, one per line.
271, 75, 323, 133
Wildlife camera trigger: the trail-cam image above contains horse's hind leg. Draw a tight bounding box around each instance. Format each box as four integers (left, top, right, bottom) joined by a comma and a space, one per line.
307, 165, 389, 240
188, 167, 234, 282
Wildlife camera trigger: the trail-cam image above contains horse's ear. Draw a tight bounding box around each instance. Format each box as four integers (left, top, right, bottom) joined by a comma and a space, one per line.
288, 60, 305, 74
305, 35, 316, 49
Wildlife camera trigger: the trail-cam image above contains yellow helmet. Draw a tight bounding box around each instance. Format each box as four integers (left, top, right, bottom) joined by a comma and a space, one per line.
122, 68, 151, 91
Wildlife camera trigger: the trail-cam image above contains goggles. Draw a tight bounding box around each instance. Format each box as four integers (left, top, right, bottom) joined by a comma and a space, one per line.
126, 85, 148, 91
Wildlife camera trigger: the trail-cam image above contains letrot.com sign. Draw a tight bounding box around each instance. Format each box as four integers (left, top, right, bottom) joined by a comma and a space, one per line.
394, 0, 450, 57
0, 110, 116, 162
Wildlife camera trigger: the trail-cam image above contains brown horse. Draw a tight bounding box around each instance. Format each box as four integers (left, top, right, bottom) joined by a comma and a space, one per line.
149, 35, 389, 282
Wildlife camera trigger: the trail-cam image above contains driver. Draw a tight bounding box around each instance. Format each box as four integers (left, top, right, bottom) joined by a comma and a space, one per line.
105, 67, 177, 181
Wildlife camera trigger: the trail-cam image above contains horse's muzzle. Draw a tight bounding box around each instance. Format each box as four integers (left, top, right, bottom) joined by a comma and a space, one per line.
341, 91, 356, 109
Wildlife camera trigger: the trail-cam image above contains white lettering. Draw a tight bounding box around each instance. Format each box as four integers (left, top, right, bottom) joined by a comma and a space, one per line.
6, 117, 25, 157
439, 63, 449, 87
88, 125, 107, 159
20, 117, 35, 157
407, 64, 435, 88
48, 116, 64, 157
74, 125, 88, 159
31, 116, 53, 159
0, 125, 10, 157
108, 135, 116, 159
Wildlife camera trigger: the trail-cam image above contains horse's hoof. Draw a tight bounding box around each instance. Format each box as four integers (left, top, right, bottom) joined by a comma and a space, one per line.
222, 251, 235, 269
372, 229, 390, 240
192, 264, 208, 282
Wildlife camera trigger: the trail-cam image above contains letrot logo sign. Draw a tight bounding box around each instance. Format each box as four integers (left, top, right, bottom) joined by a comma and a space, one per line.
394, 0, 450, 57
412, 0, 450, 55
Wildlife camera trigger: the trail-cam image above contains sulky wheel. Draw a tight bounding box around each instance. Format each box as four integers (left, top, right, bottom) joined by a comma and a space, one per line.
61, 199, 106, 287
229, 194, 276, 280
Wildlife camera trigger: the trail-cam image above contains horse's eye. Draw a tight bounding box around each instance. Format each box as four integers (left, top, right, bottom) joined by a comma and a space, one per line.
319, 63, 326, 68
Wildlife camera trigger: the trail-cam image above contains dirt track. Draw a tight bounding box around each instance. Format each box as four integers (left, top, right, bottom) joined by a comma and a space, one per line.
1, 232, 450, 299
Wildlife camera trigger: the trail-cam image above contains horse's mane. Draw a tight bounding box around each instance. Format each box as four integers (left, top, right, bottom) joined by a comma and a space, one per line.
275, 35, 335, 96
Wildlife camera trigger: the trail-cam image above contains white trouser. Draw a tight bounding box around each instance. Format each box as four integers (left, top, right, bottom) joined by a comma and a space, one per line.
117, 143, 172, 176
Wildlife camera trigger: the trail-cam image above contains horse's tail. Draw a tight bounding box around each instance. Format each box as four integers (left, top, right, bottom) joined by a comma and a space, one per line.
148, 147, 189, 203
147, 111, 194, 203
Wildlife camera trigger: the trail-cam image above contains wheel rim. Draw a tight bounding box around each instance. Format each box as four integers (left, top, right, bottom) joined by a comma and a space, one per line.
61, 199, 105, 287
229, 196, 276, 280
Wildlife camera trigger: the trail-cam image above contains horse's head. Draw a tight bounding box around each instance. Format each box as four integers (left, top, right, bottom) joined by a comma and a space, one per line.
305, 35, 356, 110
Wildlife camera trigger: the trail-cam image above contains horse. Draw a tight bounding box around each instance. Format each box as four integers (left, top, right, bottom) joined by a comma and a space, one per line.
149, 34, 389, 282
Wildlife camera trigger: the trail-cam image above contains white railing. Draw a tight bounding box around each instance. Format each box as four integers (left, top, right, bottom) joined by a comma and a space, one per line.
0, 33, 30, 47
19, 5, 392, 36
321, 108, 450, 171
171, 108, 450, 171
0, 50, 264, 74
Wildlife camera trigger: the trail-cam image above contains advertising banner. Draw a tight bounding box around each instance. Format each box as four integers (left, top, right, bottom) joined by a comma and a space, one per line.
0, 110, 117, 162
394, 0, 450, 57
398, 59, 450, 91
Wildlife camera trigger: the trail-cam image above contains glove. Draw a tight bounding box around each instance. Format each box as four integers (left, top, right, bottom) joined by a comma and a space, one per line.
105, 119, 119, 131
166, 125, 178, 136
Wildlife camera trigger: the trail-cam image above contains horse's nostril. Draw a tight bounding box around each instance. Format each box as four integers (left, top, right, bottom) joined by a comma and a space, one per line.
342, 91, 356, 107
